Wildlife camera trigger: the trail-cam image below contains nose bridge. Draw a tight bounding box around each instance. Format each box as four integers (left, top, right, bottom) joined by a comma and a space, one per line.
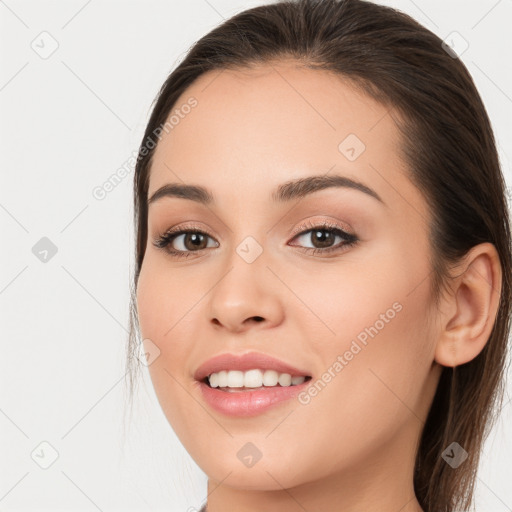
206, 232, 284, 331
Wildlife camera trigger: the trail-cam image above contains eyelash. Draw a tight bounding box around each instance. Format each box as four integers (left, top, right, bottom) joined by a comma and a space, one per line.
152, 220, 358, 259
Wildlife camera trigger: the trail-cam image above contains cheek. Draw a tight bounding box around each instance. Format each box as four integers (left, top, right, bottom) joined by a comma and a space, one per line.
135, 256, 205, 391
135, 262, 203, 444
300, 234, 434, 357
135, 258, 160, 340
136, 255, 199, 343
276, 263, 435, 479
291, 243, 435, 414
135, 261, 188, 397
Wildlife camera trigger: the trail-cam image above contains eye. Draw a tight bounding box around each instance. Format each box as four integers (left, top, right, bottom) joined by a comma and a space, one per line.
153, 225, 218, 259
152, 220, 358, 259
289, 220, 358, 255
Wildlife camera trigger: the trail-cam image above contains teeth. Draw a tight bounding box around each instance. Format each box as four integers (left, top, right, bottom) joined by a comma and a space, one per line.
291, 375, 307, 385
245, 369, 264, 387
207, 369, 307, 388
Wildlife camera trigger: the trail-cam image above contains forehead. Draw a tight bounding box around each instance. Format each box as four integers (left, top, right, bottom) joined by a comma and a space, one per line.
147, 61, 422, 219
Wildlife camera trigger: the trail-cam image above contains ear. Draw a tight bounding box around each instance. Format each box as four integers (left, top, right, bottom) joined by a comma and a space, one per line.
434, 242, 502, 367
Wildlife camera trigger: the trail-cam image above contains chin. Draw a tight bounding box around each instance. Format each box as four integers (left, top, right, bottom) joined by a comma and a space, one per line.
201, 458, 308, 491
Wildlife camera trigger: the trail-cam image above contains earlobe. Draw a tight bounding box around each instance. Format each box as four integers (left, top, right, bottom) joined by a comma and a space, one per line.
434, 242, 502, 368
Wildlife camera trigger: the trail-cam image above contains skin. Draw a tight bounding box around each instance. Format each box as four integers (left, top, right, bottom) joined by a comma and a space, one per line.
135, 60, 502, 512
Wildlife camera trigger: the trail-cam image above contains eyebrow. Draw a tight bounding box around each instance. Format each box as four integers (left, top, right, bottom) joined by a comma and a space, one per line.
147, 174, 384, 206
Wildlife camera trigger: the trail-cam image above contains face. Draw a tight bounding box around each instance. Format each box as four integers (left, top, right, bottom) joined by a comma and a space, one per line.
136, 61, 443, 493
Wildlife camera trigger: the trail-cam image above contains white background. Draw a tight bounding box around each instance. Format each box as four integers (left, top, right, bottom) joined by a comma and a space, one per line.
1, 1, 511, 511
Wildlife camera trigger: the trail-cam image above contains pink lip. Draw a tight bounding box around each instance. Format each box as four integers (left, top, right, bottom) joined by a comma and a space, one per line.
193, 351, 311, 381
193, 351, 312, 417
198, 379, 311, 417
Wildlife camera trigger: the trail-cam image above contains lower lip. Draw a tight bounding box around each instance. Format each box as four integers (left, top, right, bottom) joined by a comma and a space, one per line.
198, 380, 311, 417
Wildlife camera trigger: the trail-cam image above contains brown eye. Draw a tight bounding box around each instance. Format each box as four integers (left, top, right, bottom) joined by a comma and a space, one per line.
178, 232, 209, 251
153, 228, 219, 257
289, 222, 358, 255
299, 228, 338, 249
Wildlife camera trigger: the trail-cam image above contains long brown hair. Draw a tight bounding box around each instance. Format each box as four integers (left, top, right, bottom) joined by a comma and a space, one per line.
125, 1, 512, 510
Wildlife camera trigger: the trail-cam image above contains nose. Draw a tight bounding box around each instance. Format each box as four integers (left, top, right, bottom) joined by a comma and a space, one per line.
207, 251, 285, 334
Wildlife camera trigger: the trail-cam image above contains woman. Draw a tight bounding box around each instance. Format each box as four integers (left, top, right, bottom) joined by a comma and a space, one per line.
126, 0, 512, 510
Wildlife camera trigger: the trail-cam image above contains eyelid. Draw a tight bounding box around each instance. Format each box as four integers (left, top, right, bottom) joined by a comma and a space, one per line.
156, 222, 216, 240
157, 218, 353, 242
288, 217, 354, 238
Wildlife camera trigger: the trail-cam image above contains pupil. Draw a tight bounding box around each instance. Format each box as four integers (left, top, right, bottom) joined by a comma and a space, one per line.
313, 230, 333, 248
186, 233, 206, 250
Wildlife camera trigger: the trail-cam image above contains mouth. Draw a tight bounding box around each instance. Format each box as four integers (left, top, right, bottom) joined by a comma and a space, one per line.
194, 351, 312, 382
201, 371, 313, 392
193, 351, 313, 415
197, 371, 313, 417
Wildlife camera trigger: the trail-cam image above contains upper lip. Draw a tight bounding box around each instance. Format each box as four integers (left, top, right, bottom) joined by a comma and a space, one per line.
194, 351, 311, 381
